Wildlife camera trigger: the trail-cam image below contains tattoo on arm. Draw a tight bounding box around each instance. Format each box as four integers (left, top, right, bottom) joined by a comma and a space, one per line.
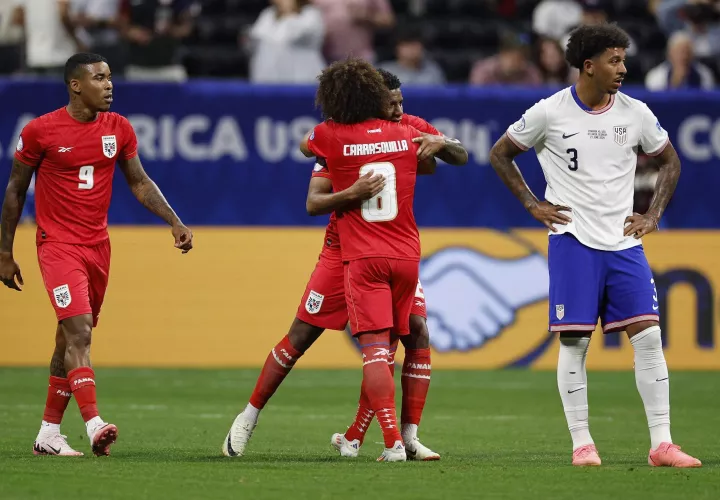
646, 142, 681, 223
489, 134, 538, 210
1, 159, 35, 254
435, 138, 469, 166
119, 156, 181, 226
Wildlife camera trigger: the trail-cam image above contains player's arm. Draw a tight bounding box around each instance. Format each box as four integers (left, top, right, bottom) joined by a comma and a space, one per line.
489, 134, 571, 232
624, 143, 681, 239
118, 156, 193, 253
417, 156, 438, 175
300, 131, 313, 158
0, 158, 35, 290
413, 134, 468, 166
306, 161, 385, 216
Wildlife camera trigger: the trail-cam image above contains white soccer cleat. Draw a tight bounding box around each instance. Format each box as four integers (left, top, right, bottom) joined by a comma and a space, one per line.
377, 440, 407, 462
331, 432, 361, 458
222, 412, 257, 457
404, 436, 440, 461
33, 433, 84, 456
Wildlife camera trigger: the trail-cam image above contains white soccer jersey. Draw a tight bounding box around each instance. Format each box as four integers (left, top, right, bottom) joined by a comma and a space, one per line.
506, 86, 669, 251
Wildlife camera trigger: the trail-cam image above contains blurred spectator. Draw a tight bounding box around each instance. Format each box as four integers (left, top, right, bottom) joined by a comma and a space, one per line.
16, 0, 81, 76
469, 32, 542, 86
247, 0, 325, 84
535, 36, 576, 85
120, 0, 199, 82
533, 0, 583, 40
71, 0, 123, 71
652, 0, 687, 34
561, 0, 638, 56
679, 0, 720, 58
645, 31, 715, 90
0, 1, 24, 73
377, 30, 445, 86
312, 0, 394, 63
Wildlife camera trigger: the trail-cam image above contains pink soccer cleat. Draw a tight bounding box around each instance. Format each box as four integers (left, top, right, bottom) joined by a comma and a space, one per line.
572, 444, 601, 466
648, 443, 701, 468
91, 423, 118, 457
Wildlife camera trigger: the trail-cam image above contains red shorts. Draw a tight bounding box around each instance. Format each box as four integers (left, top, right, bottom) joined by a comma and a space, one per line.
296, 254, 426, 331
37, 240, 111, 327
344, 257, 420, 336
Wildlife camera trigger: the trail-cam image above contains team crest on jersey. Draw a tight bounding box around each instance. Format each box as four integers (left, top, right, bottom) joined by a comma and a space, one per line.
555, 304, 565, 320
305, 290, 324, 314
513, 116, 526, 132
53, 285, 72, 309
613, 126, 627, 146
102, 135, 117, 158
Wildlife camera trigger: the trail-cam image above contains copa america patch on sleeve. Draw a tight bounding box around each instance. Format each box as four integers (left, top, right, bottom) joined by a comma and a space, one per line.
16, 136, 23, 151
305, 290, 324, 314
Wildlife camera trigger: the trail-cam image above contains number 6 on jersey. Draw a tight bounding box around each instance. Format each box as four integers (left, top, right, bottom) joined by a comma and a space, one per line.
360, 162, 397, 222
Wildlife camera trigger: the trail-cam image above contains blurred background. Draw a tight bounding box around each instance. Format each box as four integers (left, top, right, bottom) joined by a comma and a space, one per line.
1, 0, 719, 370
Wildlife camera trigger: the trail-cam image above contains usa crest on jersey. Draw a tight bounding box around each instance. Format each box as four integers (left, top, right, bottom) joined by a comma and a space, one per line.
305, 290, 324, 314
102, 135, 117, 158
555, 304, 565, 320
613, 126, 627, 146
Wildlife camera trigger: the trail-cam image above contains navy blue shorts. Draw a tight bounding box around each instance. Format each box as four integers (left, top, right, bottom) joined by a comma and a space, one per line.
548, 234, 659, 333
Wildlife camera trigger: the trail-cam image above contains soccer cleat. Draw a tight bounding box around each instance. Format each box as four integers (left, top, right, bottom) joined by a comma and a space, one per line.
377, 440, 407, 462
572, 444, 601, 466
222, 412, 257, 457
331, 433, 361, 458
404, 436, 440, 461
90, 423, 118, 457
648, 442, 702, 468
33, 433, 84, 456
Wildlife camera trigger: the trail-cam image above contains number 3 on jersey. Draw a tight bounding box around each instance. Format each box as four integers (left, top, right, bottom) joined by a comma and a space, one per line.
359, 162, 398, 222
566, 148, 578, 171
78, 166, 94, 190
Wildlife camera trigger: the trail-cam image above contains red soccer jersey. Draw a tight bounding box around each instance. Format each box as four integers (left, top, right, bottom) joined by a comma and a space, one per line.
15, 108, 138, 246
307, 118, 422, 262
402, 114, 440, 136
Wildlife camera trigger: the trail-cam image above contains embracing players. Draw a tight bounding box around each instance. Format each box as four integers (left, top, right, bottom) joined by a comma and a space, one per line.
222, 68, 467, 461
489, 24, 700, 468
0, 53, 193, 457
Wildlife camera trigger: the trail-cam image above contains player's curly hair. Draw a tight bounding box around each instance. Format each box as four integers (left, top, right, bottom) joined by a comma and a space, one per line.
565, 24, 630, 70
377, 68, 402, 91
315, 59, 390, 124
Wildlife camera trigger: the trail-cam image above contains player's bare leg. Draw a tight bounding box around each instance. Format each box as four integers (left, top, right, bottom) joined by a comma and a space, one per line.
62, 314, 117, 457
33, 324, 83, 456
223, 318, 324, 457
626, 321, 701, 468
557, 332, 600, 466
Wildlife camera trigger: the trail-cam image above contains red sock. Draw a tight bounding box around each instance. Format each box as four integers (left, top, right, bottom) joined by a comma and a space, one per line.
345, 339, 398, 444
358, 332, 401, 448
67, 367, 99, 422
42, 376, 71, 424
401, 348, 432, 426
249, 335, 303, 410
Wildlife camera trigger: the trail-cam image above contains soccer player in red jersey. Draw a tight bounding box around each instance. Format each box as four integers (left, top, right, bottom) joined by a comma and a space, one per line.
0, 53, 193, 457
222, 69, 467, 461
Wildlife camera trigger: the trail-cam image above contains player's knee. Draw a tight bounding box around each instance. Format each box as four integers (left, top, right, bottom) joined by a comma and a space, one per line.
287, 318, 324, 353
405, 315, 430, 349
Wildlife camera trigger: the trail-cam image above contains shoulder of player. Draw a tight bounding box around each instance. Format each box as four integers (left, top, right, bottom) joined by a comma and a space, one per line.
613, 91, 648, 111
101, 111, 133, 127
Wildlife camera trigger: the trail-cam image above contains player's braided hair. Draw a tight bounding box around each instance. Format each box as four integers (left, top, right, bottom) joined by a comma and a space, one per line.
315, 59, 390, 124
565, 23, 630, 70
377, 68, 402, 91
64, 53, 108, 85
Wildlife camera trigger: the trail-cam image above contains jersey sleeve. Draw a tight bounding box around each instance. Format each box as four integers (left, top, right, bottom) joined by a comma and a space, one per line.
14, 118, 45, 166
306, 123, 332, 158
506, 100, 548, 150
404, 115, 441, 135
638, 103, 669, 156
311, 157, 331, 179
120, 116, 138, 160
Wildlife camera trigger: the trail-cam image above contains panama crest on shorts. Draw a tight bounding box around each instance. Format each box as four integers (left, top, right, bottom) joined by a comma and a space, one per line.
305, 290, 324, 314
53, 284, 72, 308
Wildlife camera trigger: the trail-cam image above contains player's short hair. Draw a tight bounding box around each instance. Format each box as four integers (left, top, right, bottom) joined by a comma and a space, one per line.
64, 53, 108, 85
315, 58, 390, 124
565, 23, 630, 70
377, 68, 402, 91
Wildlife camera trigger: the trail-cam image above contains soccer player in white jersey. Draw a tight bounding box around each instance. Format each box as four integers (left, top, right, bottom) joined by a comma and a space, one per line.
489, 24, 701, 468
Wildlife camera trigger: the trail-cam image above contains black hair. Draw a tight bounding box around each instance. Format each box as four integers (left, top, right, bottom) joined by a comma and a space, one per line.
64, 53, 108, 85
377, 68, 402, 91
565, 24, 630, 70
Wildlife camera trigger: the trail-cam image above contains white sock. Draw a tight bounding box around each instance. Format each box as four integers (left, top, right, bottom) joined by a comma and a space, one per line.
38, 420, 61, 436
557, 335, 594, 451
401, 423, 418, 443
243, 403, 260, 424
85, 416, 105, 437
630, 326, 672, 450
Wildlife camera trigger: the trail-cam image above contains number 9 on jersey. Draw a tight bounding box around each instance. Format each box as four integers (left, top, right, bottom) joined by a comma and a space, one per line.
359, 162, 398, 222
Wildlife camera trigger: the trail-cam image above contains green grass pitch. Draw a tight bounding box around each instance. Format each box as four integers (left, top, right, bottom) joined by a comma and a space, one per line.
1, 368, 718, 499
